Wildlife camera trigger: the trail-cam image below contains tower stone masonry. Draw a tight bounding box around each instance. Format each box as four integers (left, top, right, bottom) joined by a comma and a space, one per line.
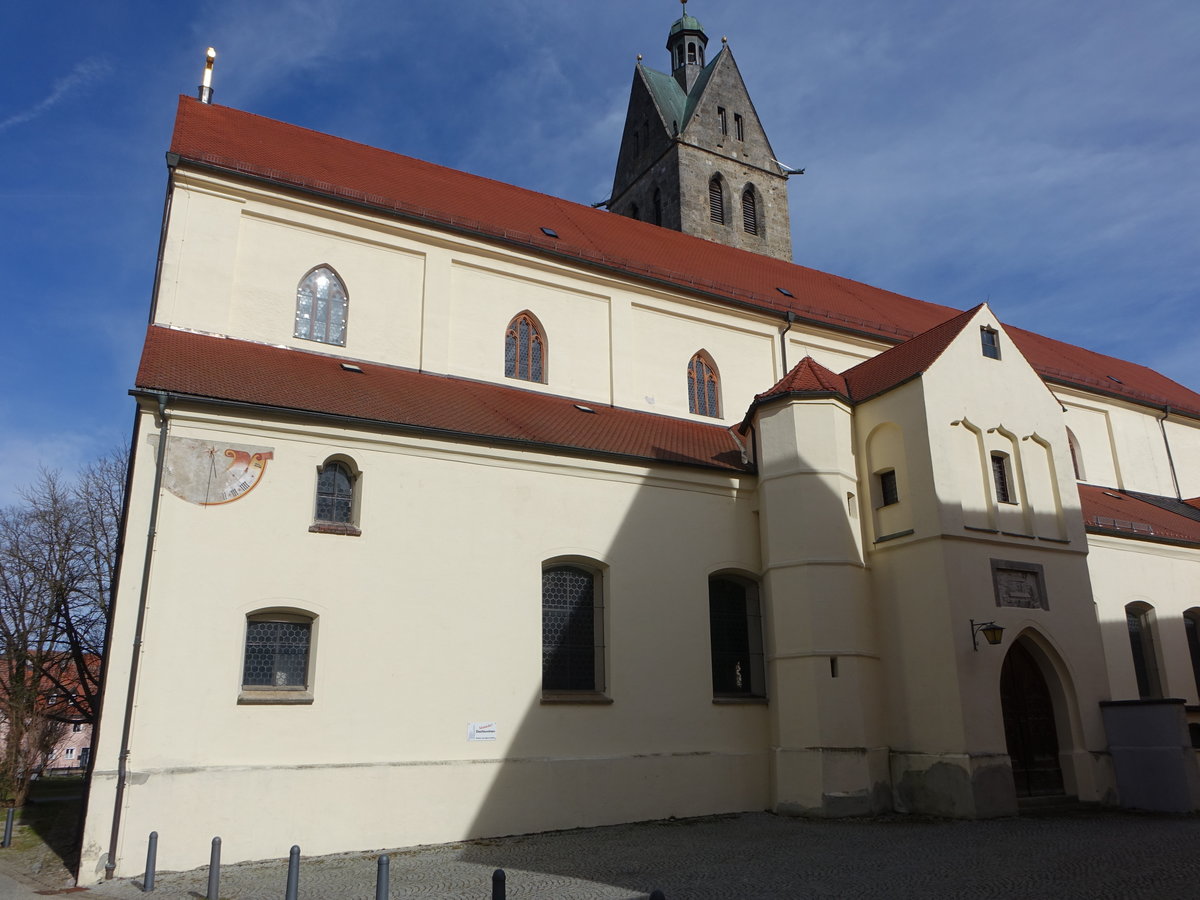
610, 3, 794, 261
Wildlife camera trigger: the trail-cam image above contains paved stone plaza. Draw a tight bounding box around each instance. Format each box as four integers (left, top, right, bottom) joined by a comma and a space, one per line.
3, 810, 1199, 898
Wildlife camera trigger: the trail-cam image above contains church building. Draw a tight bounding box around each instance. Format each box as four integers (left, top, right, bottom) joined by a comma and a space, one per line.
79, 4, 1200, 881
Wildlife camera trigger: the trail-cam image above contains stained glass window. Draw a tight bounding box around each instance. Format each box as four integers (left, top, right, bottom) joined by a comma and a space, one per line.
709, 577, 765, 697
1125, 604, 1161, 699
243, 619, 311, 688
505, 313, 546, 383
316, 461, 354, 523
688, 352, 720, 417
542, 565, 603, 692
294, 266, 348, 346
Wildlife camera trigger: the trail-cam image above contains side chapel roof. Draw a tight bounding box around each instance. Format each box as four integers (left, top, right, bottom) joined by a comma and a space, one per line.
135, 326, 750, 474
1078, 484, 1200, 546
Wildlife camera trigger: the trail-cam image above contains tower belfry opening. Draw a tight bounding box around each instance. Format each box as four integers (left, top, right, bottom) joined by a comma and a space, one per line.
608, 1, 795, 261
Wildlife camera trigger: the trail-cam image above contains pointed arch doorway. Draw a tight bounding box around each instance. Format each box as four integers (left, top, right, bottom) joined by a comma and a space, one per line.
1000, 641, 1065, 797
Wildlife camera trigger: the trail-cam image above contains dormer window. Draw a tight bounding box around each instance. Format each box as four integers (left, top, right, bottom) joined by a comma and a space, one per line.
981, 327, 1001, 360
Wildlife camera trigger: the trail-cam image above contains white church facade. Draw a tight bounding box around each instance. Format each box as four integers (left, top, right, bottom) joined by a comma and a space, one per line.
79, 7, 1200, 881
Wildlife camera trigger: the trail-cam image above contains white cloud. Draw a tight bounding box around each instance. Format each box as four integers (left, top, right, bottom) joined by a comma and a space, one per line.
0, 57, 112, 132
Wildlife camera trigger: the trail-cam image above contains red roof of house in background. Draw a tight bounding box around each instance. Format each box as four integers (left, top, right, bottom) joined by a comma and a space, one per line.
135, 326, 749, 473
167, 97, 1200, 419
1078, 484, 1200, 545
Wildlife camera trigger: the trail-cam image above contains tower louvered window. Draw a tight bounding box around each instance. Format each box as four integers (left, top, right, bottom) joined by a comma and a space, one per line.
688, 352, 720, 417
505, 312, 546, 383
709, 177, 725, 224
742, 188, 759, 235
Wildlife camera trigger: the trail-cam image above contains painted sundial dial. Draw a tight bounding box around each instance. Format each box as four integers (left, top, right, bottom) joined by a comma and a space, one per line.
157, 435, 275, 506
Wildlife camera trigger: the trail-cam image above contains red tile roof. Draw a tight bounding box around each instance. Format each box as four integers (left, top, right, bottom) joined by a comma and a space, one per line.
167, 97, 1200, 419
1078, 484, 1200, 545
757, 356, 848, 401
841, 304, 980, 402
135, 326, 749, 473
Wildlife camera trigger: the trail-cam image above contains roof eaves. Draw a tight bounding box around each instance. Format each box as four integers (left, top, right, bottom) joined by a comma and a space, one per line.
130, 388, 753, 476
171, 155, 921, 349
1085, 525, 1200, 549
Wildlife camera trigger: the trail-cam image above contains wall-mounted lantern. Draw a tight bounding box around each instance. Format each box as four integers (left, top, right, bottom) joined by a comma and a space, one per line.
970, 619, 1005, 651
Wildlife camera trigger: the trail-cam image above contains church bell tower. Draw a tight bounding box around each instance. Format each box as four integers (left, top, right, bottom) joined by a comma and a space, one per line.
609, 1, 795, 261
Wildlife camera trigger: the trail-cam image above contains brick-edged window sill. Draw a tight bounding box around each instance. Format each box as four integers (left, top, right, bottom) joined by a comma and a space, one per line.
309, 522, 362, 536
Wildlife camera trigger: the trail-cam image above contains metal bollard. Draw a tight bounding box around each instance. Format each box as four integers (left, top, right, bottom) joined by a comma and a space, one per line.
375, 854, 389, 900
285, 845, 300, 900
206, 836, 221, 900
492, 867, 506, 900
649, 892, 666, 900
144, 831, 158, 892
1, 808, 13, 848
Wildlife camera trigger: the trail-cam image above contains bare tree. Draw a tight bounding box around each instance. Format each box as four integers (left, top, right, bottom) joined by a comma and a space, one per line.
0, 449, 126, 805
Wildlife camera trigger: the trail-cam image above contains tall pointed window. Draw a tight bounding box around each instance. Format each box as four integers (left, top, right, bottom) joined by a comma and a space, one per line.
688, 352, 720, 418
542, 563, 605, 694
294, 266, 348, 346
708, 176, 725, 225
1126, 603, 1162, 699
505, 312, 546, 383
742, 187, 759, 235
709, 575, 766, 698
653, 188, 663, 226
1184, 609, 1200, 700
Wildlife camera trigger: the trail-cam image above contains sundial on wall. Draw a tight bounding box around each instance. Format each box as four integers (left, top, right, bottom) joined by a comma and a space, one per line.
155, 435, 275, 505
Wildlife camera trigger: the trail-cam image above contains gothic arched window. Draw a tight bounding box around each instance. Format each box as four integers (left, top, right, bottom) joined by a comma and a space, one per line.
505, 312, 546, 383
742, 187, 759, 235
708, 176, 725, 225
294, 266, 348, 346
688, 351, 720, 418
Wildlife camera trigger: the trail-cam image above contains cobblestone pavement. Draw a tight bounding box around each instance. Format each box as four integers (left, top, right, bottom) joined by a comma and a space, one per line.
9, 810, 1200, 899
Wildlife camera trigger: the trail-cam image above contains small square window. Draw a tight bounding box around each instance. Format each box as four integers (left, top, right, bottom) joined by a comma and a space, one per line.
73, 723, 83, 733
981, 327, 1001, 359
878, 470, 899, 507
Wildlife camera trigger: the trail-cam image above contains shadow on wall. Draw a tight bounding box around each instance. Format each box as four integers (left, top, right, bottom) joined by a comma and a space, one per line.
448, 437, 862, 889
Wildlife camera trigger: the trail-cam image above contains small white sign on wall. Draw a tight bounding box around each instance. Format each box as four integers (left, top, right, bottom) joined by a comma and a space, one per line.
467, 722, 497, 741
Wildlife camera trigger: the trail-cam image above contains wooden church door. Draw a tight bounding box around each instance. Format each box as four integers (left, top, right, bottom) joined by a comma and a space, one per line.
1000, 642, 1065, 797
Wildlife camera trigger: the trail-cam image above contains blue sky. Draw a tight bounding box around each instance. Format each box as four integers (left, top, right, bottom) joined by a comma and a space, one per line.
2, 0, 1198, 504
